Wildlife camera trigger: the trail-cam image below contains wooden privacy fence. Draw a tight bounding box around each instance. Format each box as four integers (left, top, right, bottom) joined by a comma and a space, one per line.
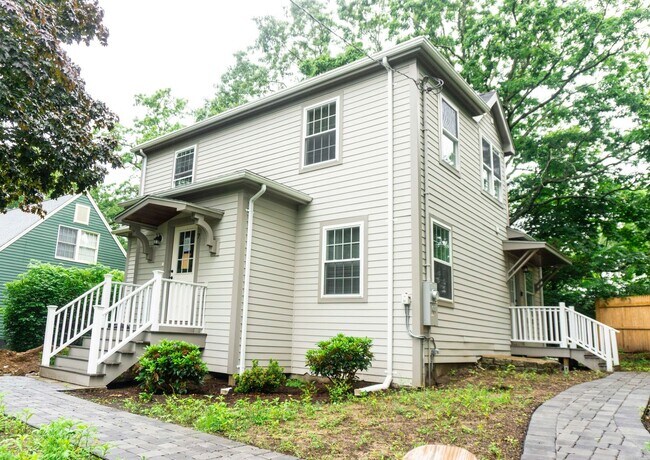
596, 295, 650, 352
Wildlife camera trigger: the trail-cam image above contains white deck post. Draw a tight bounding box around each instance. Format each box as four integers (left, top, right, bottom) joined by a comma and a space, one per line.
604, 328, 613, 372
149, 270, 163, 332
41, 305, 58, 367
558, 302, 568, 348
567, 305, 578, 349
87, 274, 112, 374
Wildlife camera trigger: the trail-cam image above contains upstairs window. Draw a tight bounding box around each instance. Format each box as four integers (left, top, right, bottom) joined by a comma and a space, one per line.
482, 138, 503, 201
304, 99, 338, 167
55, 226, 99, 264
441, 98, 459, 168
173, 146, 196, 187
322, 223, 362, 296
432, 222, 453, 301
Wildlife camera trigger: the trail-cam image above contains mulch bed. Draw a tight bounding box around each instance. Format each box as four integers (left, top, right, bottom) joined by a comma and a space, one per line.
0, 346, 41, 376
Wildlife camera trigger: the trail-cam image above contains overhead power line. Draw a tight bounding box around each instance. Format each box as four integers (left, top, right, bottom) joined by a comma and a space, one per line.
288, 0, 444, 93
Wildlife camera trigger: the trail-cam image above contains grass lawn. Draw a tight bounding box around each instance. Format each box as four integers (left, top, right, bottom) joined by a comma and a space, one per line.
74, 366, 601, 460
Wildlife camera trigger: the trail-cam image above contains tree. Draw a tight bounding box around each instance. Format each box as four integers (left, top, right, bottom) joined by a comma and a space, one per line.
203, 0, 649, 313
0, 0, 120, 215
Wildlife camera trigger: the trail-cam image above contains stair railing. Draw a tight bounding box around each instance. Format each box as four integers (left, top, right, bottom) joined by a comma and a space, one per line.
41, 274, 139, 367
510, 304, 620, 372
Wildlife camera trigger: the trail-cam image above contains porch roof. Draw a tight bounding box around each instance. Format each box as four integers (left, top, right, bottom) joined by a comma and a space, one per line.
115, 196, 224, 228
503, 240, 572, 267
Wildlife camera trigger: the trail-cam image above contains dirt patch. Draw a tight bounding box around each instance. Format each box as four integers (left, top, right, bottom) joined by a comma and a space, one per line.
0, 346, 41, 376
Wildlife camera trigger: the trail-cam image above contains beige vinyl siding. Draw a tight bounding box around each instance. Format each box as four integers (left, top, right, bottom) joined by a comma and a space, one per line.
419, 63, 511, 364
143, 65, 415, 383
243, 195, 296, 369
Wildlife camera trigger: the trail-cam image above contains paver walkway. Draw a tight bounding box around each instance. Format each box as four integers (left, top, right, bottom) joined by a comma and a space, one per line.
0, 376, 297, 460
522, 372, 650, 460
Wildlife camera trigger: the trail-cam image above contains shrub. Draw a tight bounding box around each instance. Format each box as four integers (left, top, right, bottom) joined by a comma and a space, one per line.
2, 262, 123, 351
305, 334, 374, 387
136, 340, 208, 394
234, 359, 287, 393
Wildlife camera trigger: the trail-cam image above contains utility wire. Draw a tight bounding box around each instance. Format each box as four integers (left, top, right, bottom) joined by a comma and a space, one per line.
288, 0, 444, 93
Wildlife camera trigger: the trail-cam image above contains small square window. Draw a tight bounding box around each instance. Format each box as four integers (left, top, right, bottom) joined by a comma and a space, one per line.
173, 146, 196, 187
304, 99, 338, 167
73, 204, 90, 225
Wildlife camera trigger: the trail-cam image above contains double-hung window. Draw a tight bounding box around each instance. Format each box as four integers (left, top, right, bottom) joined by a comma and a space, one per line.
322, 223, 362, 297
173, 146, 196, 187
304, 99, 338, 167
440, 98, 459, 168
55, 226, 99, 264
482, 138, 503, 201
432, 222, 453, 301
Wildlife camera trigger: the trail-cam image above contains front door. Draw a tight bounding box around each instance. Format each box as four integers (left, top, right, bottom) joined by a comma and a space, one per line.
167, 225, 198, 324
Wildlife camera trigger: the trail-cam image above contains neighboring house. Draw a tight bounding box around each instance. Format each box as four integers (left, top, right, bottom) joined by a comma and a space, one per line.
0, 194, 127, 344
40, 37, 619, 388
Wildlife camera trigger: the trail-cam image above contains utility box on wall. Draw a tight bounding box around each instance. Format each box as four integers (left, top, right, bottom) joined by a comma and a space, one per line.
422, 281, 439, 327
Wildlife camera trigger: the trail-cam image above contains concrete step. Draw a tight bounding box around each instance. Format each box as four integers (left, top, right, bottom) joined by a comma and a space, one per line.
39, 365, 107, 387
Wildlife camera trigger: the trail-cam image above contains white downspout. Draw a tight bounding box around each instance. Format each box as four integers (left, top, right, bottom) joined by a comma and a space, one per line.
238, 184, 267, 373
356, 57, 394, 395
138, 149, 148, 196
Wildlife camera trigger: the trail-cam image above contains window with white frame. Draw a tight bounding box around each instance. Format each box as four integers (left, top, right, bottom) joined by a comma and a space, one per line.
55, 226, 99, 264
73, 204, 90, 225
322, 223, 362, 296
525, 269, 535, 306
440, 98, 459, 168
173, 146, 195, 187
482, 138, 503, 201
432, 222, 453, 300
304, 99, 337, 166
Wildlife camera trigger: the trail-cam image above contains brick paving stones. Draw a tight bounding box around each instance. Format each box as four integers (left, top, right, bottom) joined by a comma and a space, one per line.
522, 372, 650, 459
0, 376, 297, 460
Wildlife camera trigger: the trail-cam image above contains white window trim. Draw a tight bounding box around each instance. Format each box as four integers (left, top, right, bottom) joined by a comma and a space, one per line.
171, 144, 197, 188
431, 219, 454, 302
439, 95, 460, 170
480, 136, 503, 202
301, 96, 340, 170
73, 204, 90, 225
320, 220, 364, 299
55, 225, 100, 265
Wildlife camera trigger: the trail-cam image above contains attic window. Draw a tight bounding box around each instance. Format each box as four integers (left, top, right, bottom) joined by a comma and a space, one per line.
440, 98, 459, 169
173, 146, 196, 187
482, 138, 503, 201
303, 98, 338, 167
73, 204, 90, 225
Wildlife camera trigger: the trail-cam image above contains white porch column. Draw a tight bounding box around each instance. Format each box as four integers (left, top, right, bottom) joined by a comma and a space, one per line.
87, 274, 112, 374
41, 305, 58, 367
558, 302, 568, 348
149, 270, 164, 332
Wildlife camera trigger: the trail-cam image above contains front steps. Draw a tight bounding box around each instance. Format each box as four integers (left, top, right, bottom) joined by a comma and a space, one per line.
511, 345, 616, 372
40, 330, 206, 387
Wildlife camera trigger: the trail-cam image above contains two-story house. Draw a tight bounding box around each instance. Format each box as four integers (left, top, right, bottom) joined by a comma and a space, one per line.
40, 37, 618, 388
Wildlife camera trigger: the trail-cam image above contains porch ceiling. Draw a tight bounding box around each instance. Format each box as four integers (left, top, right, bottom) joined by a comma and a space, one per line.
115, 196, 224, 228
503, 240, 572, 267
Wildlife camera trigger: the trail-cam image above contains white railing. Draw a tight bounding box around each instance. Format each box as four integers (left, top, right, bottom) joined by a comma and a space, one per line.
159, 279, 207, 329
41, 275, 140, 366
510, 303, 620, 372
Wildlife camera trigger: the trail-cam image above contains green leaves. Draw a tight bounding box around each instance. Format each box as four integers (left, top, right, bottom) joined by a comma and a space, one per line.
305, 333, 373, 387
233, 359, 287, 394
0, 0, 120, 215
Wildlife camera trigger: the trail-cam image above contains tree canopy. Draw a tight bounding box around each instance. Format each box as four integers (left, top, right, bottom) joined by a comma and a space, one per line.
198, 0, 649, 312
0, 0, 120, 215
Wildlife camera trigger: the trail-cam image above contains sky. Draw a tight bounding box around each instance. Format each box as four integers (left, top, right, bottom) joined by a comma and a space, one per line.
66, 0, 287, 129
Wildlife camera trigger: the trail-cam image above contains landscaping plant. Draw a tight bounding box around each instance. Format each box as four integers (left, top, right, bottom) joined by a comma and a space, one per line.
136, 340, 208, 394
305, 334, 373, 398
234, 359, 287, 393
2, 262, 123, 351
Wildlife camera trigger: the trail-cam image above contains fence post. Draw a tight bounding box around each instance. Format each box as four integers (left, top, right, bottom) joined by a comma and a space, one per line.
149, 270, 163, 332
567, 305, 578, 349
558, 302, 568, 348
87, 274, 112, 374
41, 305, 58, 367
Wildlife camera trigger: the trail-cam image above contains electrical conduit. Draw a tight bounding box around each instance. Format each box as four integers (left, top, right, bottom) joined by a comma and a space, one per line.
238, 184, 267, 373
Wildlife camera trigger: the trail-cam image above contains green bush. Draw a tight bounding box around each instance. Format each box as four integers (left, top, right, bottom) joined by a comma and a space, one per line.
305, 334, 374, 388
2, 262, 123, 351
234, 359, 287, 393
136, 340, 209, 394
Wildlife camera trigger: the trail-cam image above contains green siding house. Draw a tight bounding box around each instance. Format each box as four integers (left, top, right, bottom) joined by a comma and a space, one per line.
0, 194, 126, 344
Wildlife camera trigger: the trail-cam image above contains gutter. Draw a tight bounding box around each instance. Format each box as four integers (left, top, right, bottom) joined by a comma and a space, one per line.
356, 57, 394, 395
237, 184, 267, 373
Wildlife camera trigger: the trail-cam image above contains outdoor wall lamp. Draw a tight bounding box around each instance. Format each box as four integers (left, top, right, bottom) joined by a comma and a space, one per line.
523, 266, 529, 274
153, 233, 163, 246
